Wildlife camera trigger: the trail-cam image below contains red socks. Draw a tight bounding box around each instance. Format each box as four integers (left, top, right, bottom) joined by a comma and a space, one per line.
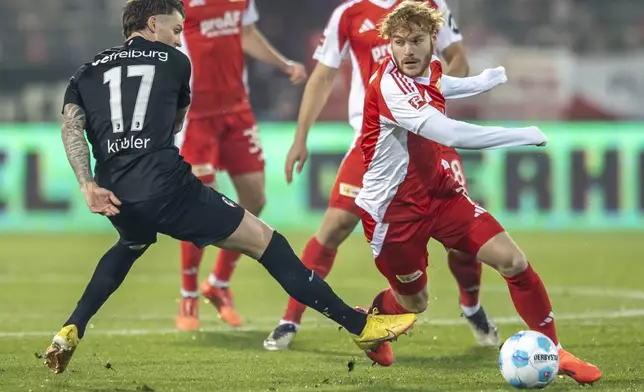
504, 263, 558, 345
212, 250, 241, 284
282, 237, 337, 324
180, 241, 204, 296
447, 251, 482, 308
371, 288, 410, 315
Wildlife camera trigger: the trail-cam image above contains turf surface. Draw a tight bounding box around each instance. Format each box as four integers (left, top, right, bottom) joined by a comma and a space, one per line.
0, 232, 642, 391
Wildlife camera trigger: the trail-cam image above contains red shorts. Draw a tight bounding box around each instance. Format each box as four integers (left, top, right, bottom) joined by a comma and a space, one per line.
361, 161, 504, 296
328, 144, 364, 216
180, 110, 264, 182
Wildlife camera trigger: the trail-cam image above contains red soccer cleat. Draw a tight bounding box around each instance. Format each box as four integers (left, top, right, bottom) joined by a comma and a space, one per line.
558, 349, 602, 385
176, 296, 200, 331
200, 280, 242, 327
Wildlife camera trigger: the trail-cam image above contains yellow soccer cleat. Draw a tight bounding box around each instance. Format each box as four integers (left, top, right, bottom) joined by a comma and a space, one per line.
353, 309, 417, 350
44, 324, 80, 374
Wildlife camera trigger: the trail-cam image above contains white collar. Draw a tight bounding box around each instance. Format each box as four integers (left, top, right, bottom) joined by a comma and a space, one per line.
414, 75, 431, 85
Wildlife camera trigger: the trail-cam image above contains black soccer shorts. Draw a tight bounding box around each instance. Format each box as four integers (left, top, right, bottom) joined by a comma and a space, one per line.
108, 178, 245, 248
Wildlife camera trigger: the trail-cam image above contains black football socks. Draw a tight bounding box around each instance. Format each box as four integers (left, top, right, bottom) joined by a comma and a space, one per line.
258, 231, 367, 335
65, 242, 148, 338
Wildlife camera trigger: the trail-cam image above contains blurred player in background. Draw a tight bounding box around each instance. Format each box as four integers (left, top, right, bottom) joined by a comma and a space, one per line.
264, 0, 496, 354
352, 1, 601, 382
175, 0, 308, 331
44, 0, 415, 374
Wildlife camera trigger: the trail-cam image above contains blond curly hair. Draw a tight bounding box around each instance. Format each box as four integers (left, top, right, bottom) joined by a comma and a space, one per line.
379, 0, 444, 39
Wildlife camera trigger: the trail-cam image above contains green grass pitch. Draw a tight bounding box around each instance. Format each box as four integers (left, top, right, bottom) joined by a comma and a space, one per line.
0, 232, 642, 391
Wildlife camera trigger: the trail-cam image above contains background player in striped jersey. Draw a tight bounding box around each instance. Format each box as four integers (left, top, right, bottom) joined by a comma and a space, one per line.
264, 0, 496, 353
174, 0, 307, 331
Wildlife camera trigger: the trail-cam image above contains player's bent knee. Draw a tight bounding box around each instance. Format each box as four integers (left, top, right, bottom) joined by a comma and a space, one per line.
500, 252, 528, 277
494, 248, 527, 277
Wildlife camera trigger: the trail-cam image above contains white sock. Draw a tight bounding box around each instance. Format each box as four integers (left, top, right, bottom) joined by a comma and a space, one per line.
461, 302, 481, 317
181, 289, 198, 298
208, 273, 229, 288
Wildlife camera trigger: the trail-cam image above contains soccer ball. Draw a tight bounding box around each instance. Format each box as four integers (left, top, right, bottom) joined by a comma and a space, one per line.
499, 330, 559, 389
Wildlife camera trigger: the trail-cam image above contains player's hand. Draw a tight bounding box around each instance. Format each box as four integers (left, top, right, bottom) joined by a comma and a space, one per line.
481, 66, 508, 87
285, 61, 308, 85
284, 140, 309, 184
81, 182, 122, 217
525, 126, 548, 147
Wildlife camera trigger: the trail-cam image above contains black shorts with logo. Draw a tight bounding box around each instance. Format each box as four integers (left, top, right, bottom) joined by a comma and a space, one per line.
108, 178, 245, 248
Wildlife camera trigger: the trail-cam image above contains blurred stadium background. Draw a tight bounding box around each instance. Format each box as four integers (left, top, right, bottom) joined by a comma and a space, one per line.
1, 0, 643, 232
1, 1, 644, 391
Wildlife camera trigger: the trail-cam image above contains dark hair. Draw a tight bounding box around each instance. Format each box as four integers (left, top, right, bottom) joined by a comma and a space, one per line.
122, 0, 186, 38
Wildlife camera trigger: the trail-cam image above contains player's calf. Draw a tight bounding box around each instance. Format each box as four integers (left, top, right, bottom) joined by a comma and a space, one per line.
475, 231, 558, 346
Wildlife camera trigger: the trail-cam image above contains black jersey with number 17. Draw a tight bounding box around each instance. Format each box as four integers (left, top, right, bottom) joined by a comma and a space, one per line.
63, 36, 194, 202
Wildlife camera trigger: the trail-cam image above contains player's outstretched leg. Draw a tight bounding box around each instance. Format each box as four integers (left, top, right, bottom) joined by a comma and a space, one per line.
446, 249, 499, 347
476, 231, 602, 384
44, 242, 148, 374
201, 172, 266, 328
217, 210, 417, 351
263, 207, 357, 351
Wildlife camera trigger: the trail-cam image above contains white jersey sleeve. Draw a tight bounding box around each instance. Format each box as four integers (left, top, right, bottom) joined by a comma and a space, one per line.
242, 0, 259, 26
312, 4, 351, 69
433, 0, 463, 54
442, 66, 508, 100
380, 70, 548, 149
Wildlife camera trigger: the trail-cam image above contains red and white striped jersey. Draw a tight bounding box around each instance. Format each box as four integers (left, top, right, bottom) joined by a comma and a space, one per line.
180, 0, 259, 119
356, 56, 456, 223
314, 0, 462, 133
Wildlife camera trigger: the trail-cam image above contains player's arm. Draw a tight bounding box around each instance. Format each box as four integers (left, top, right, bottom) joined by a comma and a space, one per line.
441, 66, 507, 100
61, 103, 93, 186
174, 52, 192, 135
292, 63, 339, 146
62, 76, 120, 216
284, 4, 348, 182
381, 77, 547, 149
241, 0, 306, 84
413, 112, 547, 150
435, 0, 468, 77
292, 4, 347, 147
284, 62, 338, 182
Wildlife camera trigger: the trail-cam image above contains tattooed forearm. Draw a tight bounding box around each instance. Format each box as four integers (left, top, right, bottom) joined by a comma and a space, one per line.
173, 105, 189, 135
61, 103, 93, 186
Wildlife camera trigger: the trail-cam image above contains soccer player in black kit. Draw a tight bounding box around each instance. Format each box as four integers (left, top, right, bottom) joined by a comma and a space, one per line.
43, 0, 415, 374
